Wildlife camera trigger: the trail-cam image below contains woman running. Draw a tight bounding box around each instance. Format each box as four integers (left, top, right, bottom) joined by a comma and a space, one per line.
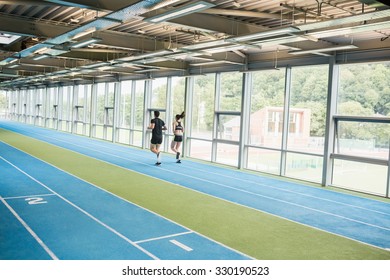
171, 111, 185, 163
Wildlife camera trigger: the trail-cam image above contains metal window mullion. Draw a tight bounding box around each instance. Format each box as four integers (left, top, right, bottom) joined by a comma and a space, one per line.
16, 90, 20, 121
113, 81, 121, 143
32, 89, 37, 125
184, 77, 194, 158
212, 73, 220, 162
54, 87, 60, 130
58, 86, 63, 131
102, 83, 108, 140
387, 146, 390, 198
130, 81, 136, 145
238, 72, 252, 169
44, 87, 49, 127
82, 85, 88, 135
322, 57, 339, 187
281, 66, 292, 176
143, 80, 152, 149
89, 83, 97, 138
165, 77, 173, 152
72, 84, 79, 134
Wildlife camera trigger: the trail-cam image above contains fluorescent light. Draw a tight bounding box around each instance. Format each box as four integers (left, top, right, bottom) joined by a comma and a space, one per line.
71, 27, 96, 40
227, 26, 300, 42
81, 62, 110, 69
33, 54, 50, 60
33, 47, 50, 54
144, 1, 215, 23
190, 60, 244, 66
8, 58, 18, 64
134, 68, 160, 73
115, 49, 175, 62
0, 33, 21, 45
289, 45, 358, 55
70, 37, 101, 48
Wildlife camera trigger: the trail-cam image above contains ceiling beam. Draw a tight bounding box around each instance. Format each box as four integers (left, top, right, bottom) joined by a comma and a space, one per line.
0, 0, 141, 11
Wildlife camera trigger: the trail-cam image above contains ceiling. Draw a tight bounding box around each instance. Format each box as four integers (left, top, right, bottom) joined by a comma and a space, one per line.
0, 0, 390, 89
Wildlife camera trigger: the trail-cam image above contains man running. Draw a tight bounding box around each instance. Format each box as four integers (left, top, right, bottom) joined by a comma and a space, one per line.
148, 110, 167, 165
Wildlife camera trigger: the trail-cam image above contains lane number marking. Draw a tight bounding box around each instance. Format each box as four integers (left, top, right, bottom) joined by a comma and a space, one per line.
25, 197, 47, 205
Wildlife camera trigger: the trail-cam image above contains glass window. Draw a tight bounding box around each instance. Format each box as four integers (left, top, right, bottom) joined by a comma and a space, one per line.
134, 80, 145, 130
289, 65, 328, 155
171, 77, 185, 119
285, 152, 323, 183
336, 121, 389, 160
189, 139, 212, 161
250, 69, 285, 148
247, 148, 281, 174
61, 86, 72, 122
216, 143, 239, 166
151, 78, 167, 108
338, 62, 390, 117
96, 83, 105, 125
0, 89, 8, 118
119, 81, 132, 129
220, 72, 242, 111
217, 114, 240, 141
332, 159, 387, 196
106, 82, 115, 108
192, 74, 215, 140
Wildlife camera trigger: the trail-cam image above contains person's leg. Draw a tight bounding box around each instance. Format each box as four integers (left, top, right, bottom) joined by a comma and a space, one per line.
175, 142, 182, 162
171, 140, 177, 153
150, 143, 158, 154
155, 144, 161, 164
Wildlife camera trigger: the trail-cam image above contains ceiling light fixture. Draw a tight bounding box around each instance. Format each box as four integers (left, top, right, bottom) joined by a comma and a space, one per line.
33, 54, 50, 61
190, 60, 244, 66
71, 27, 97, 40
289, 45, 358, 55
33, 47, 50, 54
144, 1, 215, 23
227, 26, 301, 43
81, 62, 110, 69
70, 37, 101, 48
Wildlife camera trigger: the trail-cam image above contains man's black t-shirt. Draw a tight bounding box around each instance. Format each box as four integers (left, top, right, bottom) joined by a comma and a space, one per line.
151, 118, 165, 144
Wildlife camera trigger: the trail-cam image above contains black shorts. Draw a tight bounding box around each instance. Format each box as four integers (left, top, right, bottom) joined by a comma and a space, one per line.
151, 137, 162, 145
173, 135, 183, 142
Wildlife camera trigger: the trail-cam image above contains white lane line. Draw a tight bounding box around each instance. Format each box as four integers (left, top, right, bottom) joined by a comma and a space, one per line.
170, 239, 193, 252
0, 196, 58, 260
4, 193, 56, 200
135, 231, 193, 244
0, 155, 159, 260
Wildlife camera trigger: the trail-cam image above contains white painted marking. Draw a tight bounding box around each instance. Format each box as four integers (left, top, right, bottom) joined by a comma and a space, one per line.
170, 239, 193, 252
0, 196, 58, 260
135, 231, 192, 244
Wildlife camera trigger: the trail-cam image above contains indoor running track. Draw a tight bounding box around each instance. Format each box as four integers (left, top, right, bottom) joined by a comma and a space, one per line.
1, 120, 390, 253
0, 140, 250, 260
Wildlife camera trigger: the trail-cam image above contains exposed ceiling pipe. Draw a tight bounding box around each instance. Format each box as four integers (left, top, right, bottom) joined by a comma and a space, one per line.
280, 3, 331, 19
150, 0, 183, 10
201, 8, 317, 20
0, 0, 57, 5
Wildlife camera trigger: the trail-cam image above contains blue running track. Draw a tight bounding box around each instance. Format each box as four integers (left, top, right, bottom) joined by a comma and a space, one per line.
1, 120, 390, 259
